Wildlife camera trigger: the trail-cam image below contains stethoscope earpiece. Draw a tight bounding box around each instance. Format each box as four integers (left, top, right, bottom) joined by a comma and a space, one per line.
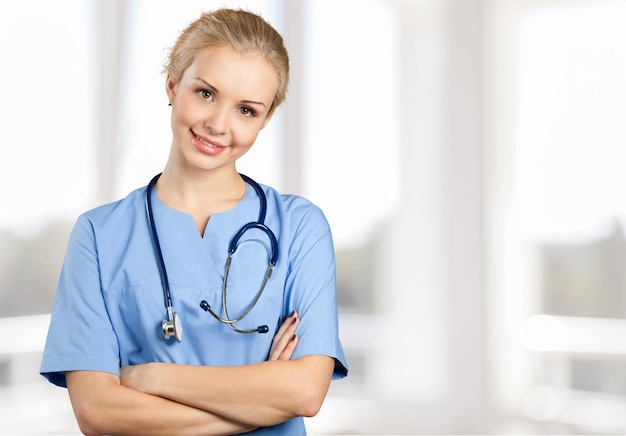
200, 300, 270, 334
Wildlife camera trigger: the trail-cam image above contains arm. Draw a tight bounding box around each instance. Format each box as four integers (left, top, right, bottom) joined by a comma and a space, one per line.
66, 371, 254, 436
68, 312, 301, 435
121, 357, 334, 428
121, 312, 335, 427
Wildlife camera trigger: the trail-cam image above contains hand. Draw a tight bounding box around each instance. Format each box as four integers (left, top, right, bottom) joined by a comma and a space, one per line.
268, 311, 299, 361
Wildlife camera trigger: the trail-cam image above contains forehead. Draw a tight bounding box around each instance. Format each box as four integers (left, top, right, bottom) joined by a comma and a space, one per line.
182, 46, 278, 104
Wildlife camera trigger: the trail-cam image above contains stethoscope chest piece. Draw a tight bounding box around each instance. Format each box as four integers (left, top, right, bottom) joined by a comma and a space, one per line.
162, 311, 183, 342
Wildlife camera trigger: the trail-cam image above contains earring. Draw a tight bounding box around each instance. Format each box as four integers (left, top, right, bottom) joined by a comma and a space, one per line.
168, 103, 172, 107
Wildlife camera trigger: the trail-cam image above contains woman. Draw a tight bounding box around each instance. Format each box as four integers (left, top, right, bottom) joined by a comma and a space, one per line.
41, 8, 347, 435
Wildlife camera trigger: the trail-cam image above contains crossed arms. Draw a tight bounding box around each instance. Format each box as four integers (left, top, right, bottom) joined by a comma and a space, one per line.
66, 312, 335, 436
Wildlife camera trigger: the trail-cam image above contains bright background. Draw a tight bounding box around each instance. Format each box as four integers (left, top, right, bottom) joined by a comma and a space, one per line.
2, 0, 626, 434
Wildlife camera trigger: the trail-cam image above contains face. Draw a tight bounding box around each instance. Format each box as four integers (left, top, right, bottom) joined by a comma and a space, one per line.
166, 45, 278, 174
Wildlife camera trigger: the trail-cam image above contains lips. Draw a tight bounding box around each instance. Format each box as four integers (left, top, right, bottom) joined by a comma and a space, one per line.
192, 130, 228, 155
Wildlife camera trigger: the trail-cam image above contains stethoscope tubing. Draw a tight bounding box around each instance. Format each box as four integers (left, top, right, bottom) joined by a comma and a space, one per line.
146, 172, 278, 339
146, 173, 173, 311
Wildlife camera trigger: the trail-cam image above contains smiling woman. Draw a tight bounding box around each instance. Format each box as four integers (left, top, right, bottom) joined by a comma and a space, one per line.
39, 7, 347, 436
165, 46, 278, 177
161, 45, 280, 234
118, 0, 283, 198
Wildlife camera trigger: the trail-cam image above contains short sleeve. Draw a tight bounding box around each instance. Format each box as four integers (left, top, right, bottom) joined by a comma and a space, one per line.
284, 206, 348, 379
40, 215, 121, 387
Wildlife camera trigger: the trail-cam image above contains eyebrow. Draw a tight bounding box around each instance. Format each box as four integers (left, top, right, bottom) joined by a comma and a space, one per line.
193, 77, 268, 107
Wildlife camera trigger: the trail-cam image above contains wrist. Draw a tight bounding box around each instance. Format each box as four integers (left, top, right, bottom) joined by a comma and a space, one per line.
149, 362, 168, 396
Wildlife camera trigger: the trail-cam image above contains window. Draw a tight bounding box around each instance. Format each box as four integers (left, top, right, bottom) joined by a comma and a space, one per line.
489, 0, 626, 432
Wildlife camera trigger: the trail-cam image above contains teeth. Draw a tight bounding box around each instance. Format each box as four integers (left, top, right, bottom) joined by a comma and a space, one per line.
200, 137, 214, 147
196, 134, 223, 148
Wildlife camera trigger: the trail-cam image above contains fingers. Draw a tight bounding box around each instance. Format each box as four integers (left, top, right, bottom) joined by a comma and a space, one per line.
274, 311, 297, 338
269, 312, 298, 360
279, 334, 299, 360
268, 311, 299, 361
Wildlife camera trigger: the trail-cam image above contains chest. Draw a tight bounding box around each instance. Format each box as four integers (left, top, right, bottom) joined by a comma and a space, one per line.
97, 210, 288, 366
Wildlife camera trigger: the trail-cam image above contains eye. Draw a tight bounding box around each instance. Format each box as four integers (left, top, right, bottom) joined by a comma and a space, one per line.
239, 106, 257, 117
197, 89, 214, 100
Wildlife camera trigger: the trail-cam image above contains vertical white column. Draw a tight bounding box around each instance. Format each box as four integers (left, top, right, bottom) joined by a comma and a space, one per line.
373, 0, 488, 430
442, 0, 488, 428
373, 0, 450, 403
279, 0, 304, 195
93, 0, 127, 204
483, 0, 539, 415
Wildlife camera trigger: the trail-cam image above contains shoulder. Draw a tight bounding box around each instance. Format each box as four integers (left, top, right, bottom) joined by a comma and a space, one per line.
256, 184, 335, 259
72, 187, 147, 238
260, 183, 329, 229
80, 187, 146, 225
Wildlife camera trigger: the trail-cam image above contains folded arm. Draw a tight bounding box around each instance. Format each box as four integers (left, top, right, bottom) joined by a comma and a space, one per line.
66, 371, 255, 436
121, 355, 334, 427
120, 312, 335, 427
66, 311, 302, 435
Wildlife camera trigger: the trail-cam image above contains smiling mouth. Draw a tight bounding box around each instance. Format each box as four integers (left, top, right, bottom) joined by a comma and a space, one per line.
192, 130, 227, 150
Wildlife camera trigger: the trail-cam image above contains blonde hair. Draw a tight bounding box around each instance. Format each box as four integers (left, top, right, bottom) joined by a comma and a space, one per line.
165, 8, 289, 116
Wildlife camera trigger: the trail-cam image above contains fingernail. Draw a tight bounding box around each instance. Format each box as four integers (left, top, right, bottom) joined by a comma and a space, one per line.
291, 317, 297, 325
289, 310, 296, 318
291, 334, 297, 341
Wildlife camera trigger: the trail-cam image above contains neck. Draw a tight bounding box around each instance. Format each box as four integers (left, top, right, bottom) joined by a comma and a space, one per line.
155, 162, 246, 229
161, 166, 242, 196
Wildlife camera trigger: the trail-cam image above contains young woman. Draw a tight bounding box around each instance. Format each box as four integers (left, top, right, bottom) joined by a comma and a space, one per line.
41, 8, 347, 435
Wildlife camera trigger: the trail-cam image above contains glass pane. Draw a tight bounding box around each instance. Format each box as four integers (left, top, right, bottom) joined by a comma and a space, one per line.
516, 2, 626, 431
303, 0, 400, 250
517, 1, 626, 245
0, 0, 92, 234
517, 0, 626, 319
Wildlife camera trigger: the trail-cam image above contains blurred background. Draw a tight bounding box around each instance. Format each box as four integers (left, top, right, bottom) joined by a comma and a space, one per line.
2, 0, 626, 434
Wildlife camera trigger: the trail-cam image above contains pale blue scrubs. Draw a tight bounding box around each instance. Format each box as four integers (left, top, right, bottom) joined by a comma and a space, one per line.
40, 179, 348, 435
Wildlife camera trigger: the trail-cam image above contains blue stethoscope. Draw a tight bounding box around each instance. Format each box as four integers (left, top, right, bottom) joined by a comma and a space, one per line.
146, 173, 278, 342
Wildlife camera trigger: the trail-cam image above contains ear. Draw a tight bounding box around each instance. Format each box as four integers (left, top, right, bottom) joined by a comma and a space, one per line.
165, 74, 178, 104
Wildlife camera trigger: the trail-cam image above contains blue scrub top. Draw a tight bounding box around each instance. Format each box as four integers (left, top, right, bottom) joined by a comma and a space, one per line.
40, 180, 348, 435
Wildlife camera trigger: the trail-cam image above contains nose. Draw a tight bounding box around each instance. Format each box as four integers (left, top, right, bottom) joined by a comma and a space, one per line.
204, 104, 229, 135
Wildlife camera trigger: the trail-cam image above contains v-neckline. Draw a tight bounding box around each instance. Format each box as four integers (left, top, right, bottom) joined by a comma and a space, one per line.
150, 183, 253, 240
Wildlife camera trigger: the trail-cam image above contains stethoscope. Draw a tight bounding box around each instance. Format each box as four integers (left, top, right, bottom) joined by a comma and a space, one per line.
145, 173, 278, 342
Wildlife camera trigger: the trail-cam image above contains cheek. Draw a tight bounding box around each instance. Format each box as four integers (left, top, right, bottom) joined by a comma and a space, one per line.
233, 123, 263, 147
170, 104, 184, 131
171, 95, 202, 127
171, 109, 202, 142
242, 133, 262, 153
